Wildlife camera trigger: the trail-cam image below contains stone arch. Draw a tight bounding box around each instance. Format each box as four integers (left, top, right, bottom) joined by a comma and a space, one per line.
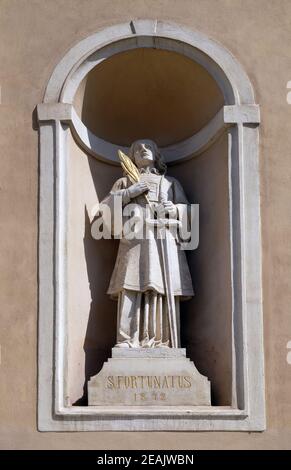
37, 20, 265, 431
40, 20, 259, 164
44, 20, 254, 105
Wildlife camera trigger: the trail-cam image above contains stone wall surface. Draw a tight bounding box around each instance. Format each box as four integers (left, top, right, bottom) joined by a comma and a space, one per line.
0, 0, 291, 449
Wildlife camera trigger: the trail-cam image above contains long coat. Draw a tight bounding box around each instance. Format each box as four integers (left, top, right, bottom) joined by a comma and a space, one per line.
101, 172, 194, 300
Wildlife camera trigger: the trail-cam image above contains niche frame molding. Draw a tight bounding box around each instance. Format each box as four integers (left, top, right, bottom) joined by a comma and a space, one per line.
37, 19, 265, 431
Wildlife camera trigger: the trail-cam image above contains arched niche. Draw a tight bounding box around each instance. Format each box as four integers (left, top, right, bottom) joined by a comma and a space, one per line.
74, 47, 224, 146
37, 20, 265, 431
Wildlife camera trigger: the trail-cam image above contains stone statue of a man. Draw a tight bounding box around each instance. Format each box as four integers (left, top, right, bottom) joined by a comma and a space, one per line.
101, 139, 194, 348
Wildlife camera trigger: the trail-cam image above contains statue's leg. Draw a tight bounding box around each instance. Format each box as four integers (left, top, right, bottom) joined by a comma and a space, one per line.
116, 289, 141, 348
161, 295, 170, 347
140, 292, 167, 347
156, 295, 180, 348
156, 294, 163, 344
149, 292, 157, 346
140, 291, 159, 347
140, 291, 150, 347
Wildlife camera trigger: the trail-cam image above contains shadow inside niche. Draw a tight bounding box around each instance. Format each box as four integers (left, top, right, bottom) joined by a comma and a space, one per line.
73, 206, 118, 406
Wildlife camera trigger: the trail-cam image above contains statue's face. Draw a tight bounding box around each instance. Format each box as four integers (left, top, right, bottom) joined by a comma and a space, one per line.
133, 140, 156, 168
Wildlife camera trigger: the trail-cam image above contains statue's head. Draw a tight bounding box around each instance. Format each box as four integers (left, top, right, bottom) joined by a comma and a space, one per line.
128, 139, 166, 174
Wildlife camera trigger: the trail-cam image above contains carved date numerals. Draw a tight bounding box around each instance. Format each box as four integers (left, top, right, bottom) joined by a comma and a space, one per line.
134, 391, 166, 402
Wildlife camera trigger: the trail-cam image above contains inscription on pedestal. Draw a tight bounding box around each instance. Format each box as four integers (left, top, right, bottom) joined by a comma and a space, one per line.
106, 374, 192, 389
106, 374, 192, 403
88, 349, 211, 406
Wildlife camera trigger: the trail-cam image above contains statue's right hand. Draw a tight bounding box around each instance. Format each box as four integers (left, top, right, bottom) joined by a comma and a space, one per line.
128, 182, 149, 199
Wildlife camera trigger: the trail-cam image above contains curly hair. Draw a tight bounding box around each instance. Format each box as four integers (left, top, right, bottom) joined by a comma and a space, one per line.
128, 139, 167, 174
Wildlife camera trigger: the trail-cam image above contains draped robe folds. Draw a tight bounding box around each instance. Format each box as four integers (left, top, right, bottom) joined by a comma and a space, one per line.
100, 172, 194, 348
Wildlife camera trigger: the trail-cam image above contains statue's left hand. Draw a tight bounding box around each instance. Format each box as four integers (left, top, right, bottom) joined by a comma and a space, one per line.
159, 201, 178, 218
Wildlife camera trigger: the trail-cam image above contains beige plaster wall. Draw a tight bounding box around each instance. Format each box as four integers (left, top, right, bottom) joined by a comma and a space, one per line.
1, 0, 291, 449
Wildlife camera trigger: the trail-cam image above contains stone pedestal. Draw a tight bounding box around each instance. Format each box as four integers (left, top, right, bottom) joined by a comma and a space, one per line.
88, 348, 211, 406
